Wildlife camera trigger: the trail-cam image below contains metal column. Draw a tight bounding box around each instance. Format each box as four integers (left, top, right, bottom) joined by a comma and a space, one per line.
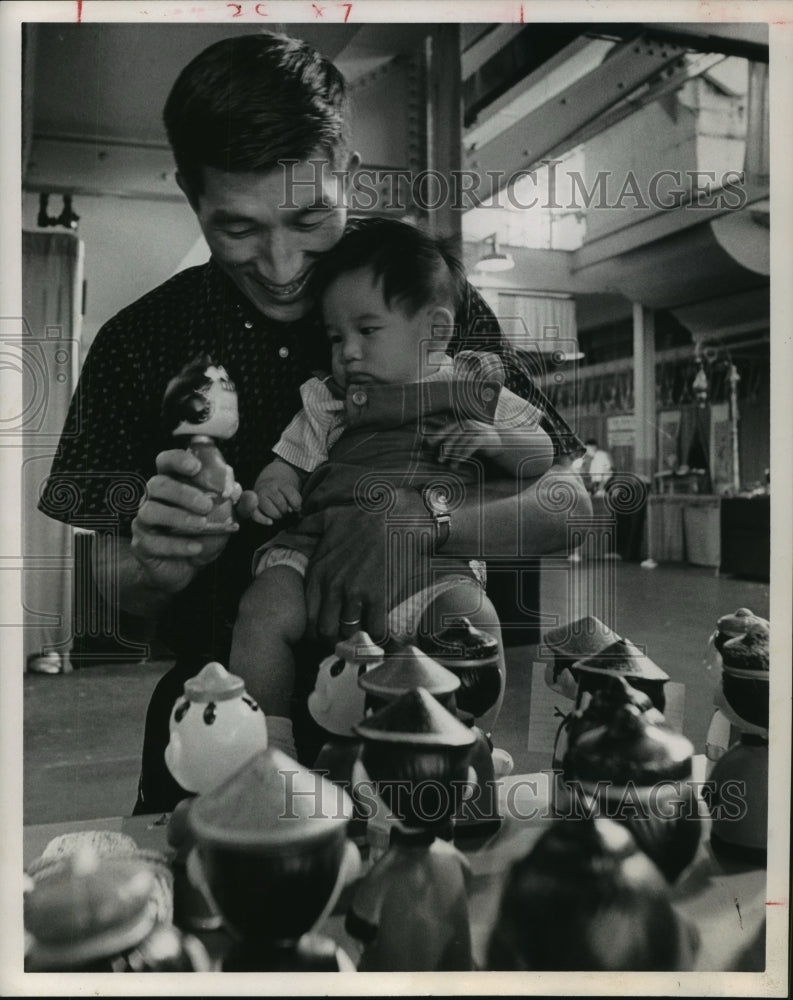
425, 24, 462, 251
633, 303, 656, 480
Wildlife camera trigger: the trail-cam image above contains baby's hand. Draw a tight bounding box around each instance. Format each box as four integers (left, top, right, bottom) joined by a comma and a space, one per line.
254, 477, 302, 525
238, 462, 303, 526
431, 418, 503, 469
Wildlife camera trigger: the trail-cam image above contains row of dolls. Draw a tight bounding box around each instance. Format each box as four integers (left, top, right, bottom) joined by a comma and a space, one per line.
544, 608, 769, 864
24, 605, 769, 972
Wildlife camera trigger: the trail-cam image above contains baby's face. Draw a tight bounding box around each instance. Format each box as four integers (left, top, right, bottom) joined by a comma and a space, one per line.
323, 267, 442, 388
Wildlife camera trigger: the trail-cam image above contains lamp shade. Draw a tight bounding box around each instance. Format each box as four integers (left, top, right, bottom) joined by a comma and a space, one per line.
476, 234, 514, 272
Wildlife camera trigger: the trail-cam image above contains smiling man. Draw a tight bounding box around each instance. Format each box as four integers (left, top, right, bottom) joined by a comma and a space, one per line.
39, 32, 588, 812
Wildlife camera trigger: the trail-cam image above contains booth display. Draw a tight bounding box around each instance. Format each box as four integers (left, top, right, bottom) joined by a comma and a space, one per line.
22, 617, 769, 975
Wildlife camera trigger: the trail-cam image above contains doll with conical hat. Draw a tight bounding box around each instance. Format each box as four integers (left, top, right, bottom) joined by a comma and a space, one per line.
359, 644, 461, 714
189, 747, 360, 971
420, 617, 514, 785
165, 661, 269, 796
164, 661, 268, 930
562, 673, 666, 757
542, 615, 621, 700
487, 816, 696, 971
572, 638, 669, 711
702, 614, 770, 862
550, 637, 669, 769
421, 617, 503, 726
359, 645, 504, 837
346, 688, 476, 971
162, 355, 242, 530
561, 702, 700, 882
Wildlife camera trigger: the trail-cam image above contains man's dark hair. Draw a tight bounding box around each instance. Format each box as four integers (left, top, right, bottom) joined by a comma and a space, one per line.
585, 438, 599, 447
311, 217, 466, 318
163, 32, 349, 204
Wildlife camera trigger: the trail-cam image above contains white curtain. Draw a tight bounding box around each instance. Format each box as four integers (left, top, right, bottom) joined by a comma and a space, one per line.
743, 61, 769, 186
496, 292, 577, 351
21, 231, 84, 669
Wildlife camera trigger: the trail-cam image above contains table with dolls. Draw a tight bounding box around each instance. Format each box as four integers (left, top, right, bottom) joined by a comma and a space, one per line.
23, 609, 770, 974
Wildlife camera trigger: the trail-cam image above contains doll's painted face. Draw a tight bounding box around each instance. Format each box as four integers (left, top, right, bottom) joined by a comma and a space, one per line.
165, 663, 268, 794
165, 361, 240, 439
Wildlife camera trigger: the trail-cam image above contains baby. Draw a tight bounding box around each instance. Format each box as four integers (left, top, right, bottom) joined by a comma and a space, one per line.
230, 219, 554, 755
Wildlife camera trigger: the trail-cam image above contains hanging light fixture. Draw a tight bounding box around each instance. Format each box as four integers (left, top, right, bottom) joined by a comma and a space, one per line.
476, 233, 514, 272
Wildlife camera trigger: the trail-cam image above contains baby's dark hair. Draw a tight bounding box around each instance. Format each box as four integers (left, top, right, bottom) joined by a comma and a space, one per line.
311, 217, 466, 318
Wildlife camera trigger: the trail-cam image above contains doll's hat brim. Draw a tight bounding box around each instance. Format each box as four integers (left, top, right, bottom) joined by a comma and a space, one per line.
572, 639, 669, 682
189, 747, 351, 848
354, 687, 475, 747
358, 646, 460, 698
543, 616, 621, 659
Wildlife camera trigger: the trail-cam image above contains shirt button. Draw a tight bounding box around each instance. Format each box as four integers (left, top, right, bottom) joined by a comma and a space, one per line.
352, 390, 368, 406
244, 320, 253, 330
278, 346, 290, 359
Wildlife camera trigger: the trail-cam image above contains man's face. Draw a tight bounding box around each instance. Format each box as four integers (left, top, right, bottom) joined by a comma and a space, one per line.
191, 156, 349, 322
323, 267, 443, 389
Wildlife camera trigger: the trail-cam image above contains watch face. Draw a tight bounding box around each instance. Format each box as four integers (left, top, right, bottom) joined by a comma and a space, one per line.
423, 483, 453, 516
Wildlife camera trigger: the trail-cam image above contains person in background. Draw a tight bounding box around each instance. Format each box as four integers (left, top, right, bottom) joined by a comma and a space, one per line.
573, 438, 614, 495
39, 32, 589, 812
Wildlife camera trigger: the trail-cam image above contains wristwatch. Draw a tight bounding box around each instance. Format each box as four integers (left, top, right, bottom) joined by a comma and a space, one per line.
420, 483, 452, 551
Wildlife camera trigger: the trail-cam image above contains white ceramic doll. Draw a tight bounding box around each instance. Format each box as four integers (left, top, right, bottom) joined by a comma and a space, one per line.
165, 661, 268, 795
164, 661, 269, 931
308, 631, 385, 741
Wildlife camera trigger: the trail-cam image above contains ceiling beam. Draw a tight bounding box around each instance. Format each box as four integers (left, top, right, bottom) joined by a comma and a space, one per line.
617, 23, 768, 63
464, 34, 687, 205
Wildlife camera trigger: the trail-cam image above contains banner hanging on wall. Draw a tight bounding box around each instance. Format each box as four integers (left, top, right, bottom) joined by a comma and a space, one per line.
709, 401, 733, 493
658, 410, 682, 472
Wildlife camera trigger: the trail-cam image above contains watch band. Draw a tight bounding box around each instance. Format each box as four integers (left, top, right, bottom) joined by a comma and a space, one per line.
421, 483, 452, 551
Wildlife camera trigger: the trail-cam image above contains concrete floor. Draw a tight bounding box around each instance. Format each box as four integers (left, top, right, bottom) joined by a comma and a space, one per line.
23, 560, 769, 824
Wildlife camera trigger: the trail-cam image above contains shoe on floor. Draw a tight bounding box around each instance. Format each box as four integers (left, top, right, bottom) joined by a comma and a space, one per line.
27, 653, 63, 675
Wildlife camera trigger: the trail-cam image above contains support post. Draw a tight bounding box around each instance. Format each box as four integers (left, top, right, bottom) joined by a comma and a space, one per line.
632, 303, 657, 482
425, 24, 462, 251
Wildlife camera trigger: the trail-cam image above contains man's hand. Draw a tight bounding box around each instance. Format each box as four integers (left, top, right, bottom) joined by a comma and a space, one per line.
431, 418, 503, 469
130, 449, 238, 594
304, 490, 429, 647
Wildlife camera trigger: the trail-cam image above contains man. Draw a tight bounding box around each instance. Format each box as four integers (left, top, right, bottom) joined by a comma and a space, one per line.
40, 32, 589, 812
573, 438, 614, 495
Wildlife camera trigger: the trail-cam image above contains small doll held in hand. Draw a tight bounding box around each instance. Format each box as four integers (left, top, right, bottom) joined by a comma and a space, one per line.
162, 355, 242, 532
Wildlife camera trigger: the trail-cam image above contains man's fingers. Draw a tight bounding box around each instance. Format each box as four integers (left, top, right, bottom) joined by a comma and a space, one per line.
363, 591, 388, 646
155, 448, 202, 477
146, 475, 213, 515
316, 577, 348, 644
338, 595, 365, 638
131, 528, 202, 559
136, 498, 208, 532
